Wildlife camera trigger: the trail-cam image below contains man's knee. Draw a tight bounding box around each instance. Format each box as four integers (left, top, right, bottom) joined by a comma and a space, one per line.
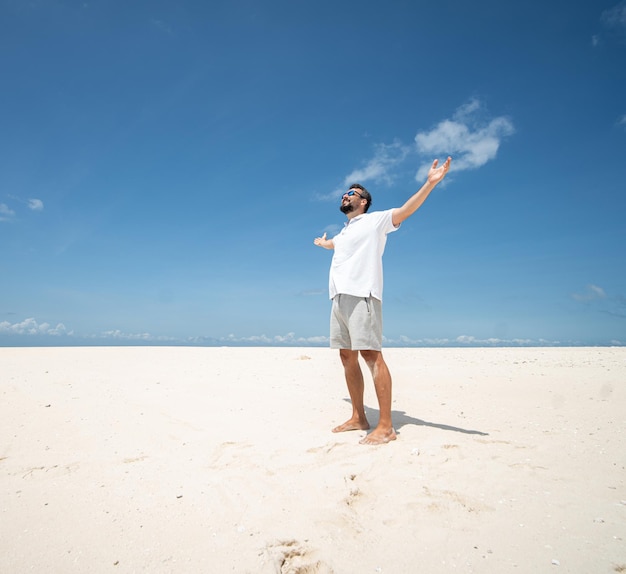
339, 349, 358, 365
359, 349, 381, 368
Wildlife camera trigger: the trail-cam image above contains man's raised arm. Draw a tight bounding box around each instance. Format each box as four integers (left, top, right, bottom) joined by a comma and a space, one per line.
392, 157, 452, 226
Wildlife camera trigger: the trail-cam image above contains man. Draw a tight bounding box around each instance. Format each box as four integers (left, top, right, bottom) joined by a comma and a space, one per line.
314, 157, 452, 445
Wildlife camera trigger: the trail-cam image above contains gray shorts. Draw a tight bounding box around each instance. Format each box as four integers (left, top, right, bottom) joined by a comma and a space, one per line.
330, 294, 383, 351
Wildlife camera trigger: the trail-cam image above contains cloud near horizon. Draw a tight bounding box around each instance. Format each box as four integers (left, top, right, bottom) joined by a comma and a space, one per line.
1, 316, 621, 346
100, 329, 176, 341
0, 317, 69, 336
216, 332, 329, 345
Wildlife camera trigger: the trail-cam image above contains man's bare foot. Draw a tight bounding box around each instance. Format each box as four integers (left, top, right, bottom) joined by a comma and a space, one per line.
359, 427, 397, 445
332, 417, 370, 433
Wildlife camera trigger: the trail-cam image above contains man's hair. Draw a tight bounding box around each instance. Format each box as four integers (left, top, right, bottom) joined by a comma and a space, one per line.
349, 183, 372, 213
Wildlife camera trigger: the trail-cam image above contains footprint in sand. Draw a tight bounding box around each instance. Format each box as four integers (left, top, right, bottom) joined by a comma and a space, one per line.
263, 539, 333, 574
421, 485, 494, 513
343, 474, 362, 507
20, 462, 80, 479
207, 441, 255, 468
306, 442, 344, 455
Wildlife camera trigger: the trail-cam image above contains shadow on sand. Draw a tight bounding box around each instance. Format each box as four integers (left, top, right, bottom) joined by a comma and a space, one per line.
349, 400, 489, 437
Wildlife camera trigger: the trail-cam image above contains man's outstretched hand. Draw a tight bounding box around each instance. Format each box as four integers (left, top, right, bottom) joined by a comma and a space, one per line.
314, 232, 334, 250
427, 156, 452, 186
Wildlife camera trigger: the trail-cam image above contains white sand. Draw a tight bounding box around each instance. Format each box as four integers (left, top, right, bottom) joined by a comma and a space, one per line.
1, 346, 625, 573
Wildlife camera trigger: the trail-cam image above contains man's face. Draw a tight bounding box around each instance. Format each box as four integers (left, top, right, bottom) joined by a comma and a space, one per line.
340, 189, 364, 214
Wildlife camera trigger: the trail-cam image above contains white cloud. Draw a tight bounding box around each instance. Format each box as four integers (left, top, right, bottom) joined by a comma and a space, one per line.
299, 289, 326, 296
319, 99, 513, 202
414, 99, 514, 180
618, 114, 626, 127
389, 334, 558, 346
572, 284, 607, 302
454, 335, 536, 345
28, 198, 44, 211
0, 197, 43, 220
151, 19, 174, 35
101, 330, 153, 341
320, 141, 411, 200
342, 141, 409, 189
218, 332, 329, 345
571, 286, 626, 319
318, 223, 342, 240
0, 317, 69, 336
602, 1, 626, 31
99, 329, 177, 342
0, 203, 15, 221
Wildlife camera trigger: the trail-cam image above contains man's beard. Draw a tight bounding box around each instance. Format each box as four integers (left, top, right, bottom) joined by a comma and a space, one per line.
340, 203, 354, 214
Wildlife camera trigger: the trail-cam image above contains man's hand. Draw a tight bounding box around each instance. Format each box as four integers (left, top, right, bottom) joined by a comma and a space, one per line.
427, 156, 452, 186
314, 232, 334, 250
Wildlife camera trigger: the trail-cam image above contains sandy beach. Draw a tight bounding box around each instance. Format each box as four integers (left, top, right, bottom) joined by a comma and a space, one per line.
1, 346, 625, 573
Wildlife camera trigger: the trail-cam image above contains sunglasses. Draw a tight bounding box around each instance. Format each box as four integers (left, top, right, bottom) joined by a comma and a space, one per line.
342, 190, 364, 199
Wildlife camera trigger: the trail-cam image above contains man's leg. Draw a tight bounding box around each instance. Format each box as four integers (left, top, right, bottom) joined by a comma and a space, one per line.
332, 349, 371, 433
359, 350, 397, 444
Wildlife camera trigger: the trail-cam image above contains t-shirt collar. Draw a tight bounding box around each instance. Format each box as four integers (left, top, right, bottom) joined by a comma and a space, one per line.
345, 214, 366, 226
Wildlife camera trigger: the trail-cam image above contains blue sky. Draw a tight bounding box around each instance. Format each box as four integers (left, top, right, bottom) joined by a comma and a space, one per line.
1, 0, 625, 347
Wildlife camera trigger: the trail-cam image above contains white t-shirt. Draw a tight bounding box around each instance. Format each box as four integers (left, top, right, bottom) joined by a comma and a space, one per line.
329, 209, 399, 300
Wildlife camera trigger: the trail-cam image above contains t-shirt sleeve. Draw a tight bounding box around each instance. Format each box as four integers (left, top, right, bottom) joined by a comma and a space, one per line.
377, 209, 400, 234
